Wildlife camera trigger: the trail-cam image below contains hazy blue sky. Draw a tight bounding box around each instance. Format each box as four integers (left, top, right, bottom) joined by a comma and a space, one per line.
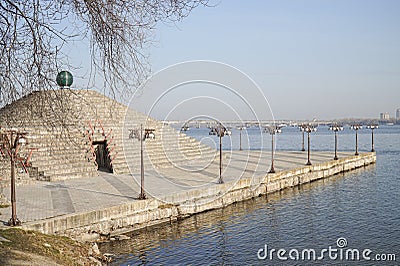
145, 0, 400, 120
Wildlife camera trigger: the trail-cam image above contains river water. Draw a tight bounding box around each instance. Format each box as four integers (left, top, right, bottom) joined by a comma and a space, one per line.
100, 125, 400, 265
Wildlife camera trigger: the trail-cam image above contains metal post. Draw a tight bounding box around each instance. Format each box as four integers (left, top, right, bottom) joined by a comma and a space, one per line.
139, 124, 146, 200
9, 132, 20, 226
10, 151, 20, 226
301, 130, 305, 151
355, 129, 359, 156
269, 133, 275, 173
306, 131, 312, 165
334, 131, 338, 160
219, 126, 223, 184
371, 129, 375, 152
239, 128, 242, 151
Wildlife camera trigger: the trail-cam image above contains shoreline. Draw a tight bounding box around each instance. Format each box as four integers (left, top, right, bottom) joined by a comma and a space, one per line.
19, 152, 376, 241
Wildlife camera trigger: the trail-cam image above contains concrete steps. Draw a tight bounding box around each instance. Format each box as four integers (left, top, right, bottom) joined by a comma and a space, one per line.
0, 89, 218, 181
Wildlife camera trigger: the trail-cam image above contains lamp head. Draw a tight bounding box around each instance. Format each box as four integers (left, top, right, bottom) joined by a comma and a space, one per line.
18, 137, 27, 145
56, 70, 73, 89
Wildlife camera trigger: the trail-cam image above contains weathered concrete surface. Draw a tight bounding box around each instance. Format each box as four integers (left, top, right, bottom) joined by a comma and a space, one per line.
5, 151, 375, 239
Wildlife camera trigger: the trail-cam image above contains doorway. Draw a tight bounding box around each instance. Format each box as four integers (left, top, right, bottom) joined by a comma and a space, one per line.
93, 141, 113, 173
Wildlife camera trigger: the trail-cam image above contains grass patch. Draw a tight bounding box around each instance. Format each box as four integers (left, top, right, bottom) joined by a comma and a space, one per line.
0, 228, 92, 265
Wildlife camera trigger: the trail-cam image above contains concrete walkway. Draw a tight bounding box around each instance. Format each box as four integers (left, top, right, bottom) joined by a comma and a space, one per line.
0, 151, 354, 226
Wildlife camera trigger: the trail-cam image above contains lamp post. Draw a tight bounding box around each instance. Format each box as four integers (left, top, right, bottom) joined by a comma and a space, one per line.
181, 123, 189, 132
129, 124, 155, 200
218, 124, 228, 184
265, 125, 282, 173
299, 124, 306, 152
237, 126, 246, 151
210, 124, 228, 184
303, 124, 317, 165
350, 124, 362, 156
366, 124, 378, 152
0, 130, 27, 226
329, 124, 343, 160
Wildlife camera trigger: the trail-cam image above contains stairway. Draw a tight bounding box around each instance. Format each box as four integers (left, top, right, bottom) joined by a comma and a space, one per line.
0, 89, 217, 182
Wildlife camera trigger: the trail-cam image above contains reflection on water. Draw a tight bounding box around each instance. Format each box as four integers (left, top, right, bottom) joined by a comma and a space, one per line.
100, 126, 400, 265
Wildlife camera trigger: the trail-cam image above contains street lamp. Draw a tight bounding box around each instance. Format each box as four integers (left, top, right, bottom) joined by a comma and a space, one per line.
0, 130, 27, 226
237, 126, 246, 151
129, 124, 155, 200
299, 124, 306, 152
303, 124, 317, 165
350, 124, 362, 156
366, 124, 378, 152
265, 125, 282, 173
329, 123, 344, 160
210, 123, 228, 184
181, 123, 189, 132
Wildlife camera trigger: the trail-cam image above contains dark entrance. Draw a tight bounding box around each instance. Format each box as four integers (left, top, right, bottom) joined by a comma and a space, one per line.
93, 141, 112, 173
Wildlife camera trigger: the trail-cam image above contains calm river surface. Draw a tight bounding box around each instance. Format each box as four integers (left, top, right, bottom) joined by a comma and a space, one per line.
100, 125, 400, 265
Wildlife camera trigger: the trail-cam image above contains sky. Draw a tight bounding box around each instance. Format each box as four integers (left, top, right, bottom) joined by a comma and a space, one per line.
144, 0, 400, 120
68, 0, 400, 121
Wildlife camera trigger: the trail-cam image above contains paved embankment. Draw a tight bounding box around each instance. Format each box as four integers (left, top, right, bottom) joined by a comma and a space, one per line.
0, 151, 376, 240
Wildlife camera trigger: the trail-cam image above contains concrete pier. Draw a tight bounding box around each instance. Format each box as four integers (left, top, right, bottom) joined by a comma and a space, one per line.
0, 151, 376, 239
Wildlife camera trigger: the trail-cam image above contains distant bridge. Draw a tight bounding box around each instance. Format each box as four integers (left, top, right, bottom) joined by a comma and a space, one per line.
164, 118, 386, 130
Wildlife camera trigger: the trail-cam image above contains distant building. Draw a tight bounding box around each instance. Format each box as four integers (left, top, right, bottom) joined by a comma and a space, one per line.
396, 108, 400, 120
380, 112, 390, 120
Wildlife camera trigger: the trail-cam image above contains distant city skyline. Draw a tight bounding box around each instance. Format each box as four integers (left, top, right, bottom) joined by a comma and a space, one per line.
379, 108, 400, 120
67, 0, 400, 120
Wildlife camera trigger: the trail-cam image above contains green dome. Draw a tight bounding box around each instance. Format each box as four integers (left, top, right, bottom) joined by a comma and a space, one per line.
56, 71, 73, 88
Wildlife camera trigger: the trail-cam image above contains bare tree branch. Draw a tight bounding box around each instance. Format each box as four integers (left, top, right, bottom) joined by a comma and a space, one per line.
0, 0, 209, 109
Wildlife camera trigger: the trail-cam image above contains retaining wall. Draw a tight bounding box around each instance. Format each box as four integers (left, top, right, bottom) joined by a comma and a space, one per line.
22, 152, 376, 239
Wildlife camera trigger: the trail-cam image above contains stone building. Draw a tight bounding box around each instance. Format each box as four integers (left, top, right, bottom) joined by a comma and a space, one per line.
380, 112, 390, 120
0, 89, 216, 182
